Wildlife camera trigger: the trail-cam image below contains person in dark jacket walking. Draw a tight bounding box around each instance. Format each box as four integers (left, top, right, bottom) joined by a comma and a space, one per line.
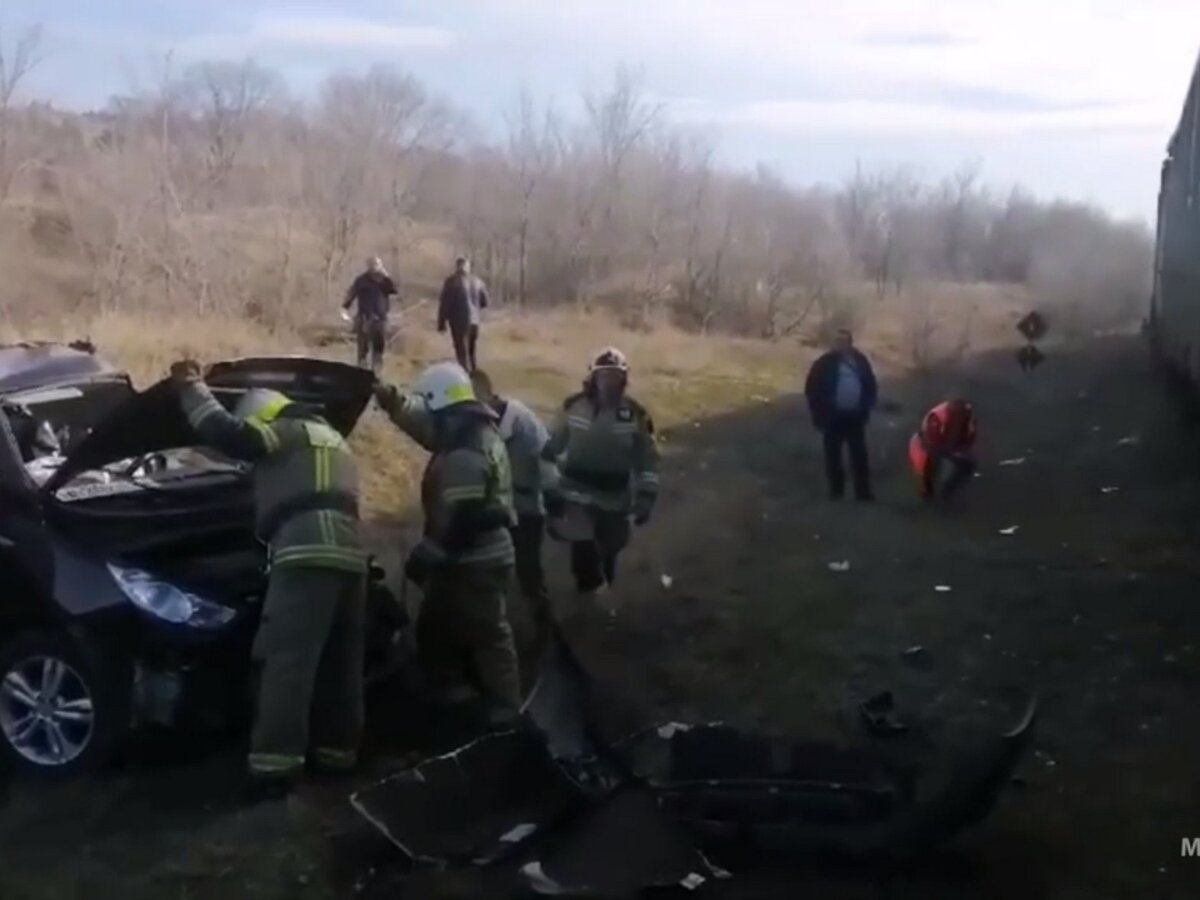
343, 257, 398, 372
804, 328, 878, 501
437, 256, 488, 372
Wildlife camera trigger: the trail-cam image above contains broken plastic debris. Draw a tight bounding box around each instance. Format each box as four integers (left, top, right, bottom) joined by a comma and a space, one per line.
998, 526, 1019, 536
656, 723, 692, 739
828, 560, 851, 572
998, 457, 1026, 467
521, 861, 567, 895
902, 645, 924, 657
934, 585, 952, 593
983, 633, 993, 641
660, 574, 674, 589
680, 873, 707, 891
1116, 435, 1140, 446
501, 823, 539, 843
1100, 486, 1120, 494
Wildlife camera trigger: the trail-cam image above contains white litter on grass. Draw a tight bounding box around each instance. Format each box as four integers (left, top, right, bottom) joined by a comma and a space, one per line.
1116, 435, 1141, 447
934, 585, 952, 593
998, 525, 1019, 536
1100, 486, 1120, 494
998, 457, 1026, 467
828, 560, 851, 573
660, 574, 674, 589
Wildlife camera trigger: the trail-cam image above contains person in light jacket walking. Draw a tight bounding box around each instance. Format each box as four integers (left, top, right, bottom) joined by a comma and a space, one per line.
804, 328, 877, 501
438, 256, 489, 372
471, 369, 559, 640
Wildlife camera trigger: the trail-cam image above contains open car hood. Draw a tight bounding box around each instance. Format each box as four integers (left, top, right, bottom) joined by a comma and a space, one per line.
43, 357, 374, 494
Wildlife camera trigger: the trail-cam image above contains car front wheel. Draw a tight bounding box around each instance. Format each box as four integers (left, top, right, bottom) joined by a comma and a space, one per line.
0, 630, 129, 778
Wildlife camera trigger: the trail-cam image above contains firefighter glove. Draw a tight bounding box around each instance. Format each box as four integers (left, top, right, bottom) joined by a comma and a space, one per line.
633, 492, 655, 526
543, 490, 565, 519
170, 359, 202, 386
404, 540, 445, 586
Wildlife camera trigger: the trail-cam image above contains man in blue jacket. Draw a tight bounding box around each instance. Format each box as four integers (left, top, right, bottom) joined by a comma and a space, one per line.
804, 328, 877, 501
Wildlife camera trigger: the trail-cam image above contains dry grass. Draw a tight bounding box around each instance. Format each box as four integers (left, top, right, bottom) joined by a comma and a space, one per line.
0, 308, 803, 522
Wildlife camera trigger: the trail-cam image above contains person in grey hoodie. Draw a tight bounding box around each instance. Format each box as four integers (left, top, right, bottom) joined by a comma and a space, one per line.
438, 256, 489, 372
471, 368, 559, 638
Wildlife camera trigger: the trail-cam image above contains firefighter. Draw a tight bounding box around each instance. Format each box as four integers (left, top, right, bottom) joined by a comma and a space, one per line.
542, 347, 659, 596
170, 361, 366, 798
343, 256, 399, 372
373, 362, 522, 717
470, 368, 559, 639
909, 398, 978, 502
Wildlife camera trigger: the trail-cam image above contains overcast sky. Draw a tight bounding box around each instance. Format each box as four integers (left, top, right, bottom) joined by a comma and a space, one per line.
6, 1, 1199, 223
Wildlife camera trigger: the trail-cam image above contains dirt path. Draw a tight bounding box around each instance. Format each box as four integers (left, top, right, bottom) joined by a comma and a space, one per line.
572, 332, 1200, 899
1, 334, 1198, 900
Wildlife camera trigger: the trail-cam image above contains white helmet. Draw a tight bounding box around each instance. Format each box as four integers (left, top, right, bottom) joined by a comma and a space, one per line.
414, 361, 476, 412
233, 388, 292, 425
588, 346, 629, 375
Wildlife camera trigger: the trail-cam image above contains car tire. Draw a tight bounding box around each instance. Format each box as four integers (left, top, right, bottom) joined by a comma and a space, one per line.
0, 629, 131, 779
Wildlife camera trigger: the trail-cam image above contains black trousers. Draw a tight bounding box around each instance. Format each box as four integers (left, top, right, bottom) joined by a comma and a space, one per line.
450, 324, 479, 372
355, 318, 386, 371
822, 414, 873, 499
924, 452, 977, 500
570, 511, 631, 593
510, 515, 549, 623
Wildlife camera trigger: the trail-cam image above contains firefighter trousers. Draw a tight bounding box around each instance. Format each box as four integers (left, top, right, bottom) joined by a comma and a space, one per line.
570, 509, 631, 593
417, 563, 522, 709
511, 514, 550, 627
248, 565, 366, 779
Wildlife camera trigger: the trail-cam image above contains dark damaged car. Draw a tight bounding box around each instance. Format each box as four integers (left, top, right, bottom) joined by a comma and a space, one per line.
0, 342, 403, 776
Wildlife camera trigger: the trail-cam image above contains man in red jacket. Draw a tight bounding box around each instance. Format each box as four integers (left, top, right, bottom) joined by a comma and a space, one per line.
908, 398, 977, 501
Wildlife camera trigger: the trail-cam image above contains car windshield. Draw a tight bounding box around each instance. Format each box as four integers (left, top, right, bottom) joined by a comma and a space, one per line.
3, 380, 247, 499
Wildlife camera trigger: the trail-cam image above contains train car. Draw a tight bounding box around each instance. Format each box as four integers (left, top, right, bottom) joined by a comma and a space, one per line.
1149, 48, 1200, 402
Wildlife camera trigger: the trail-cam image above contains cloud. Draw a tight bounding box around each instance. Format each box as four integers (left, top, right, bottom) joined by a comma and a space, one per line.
707, 98, 1170, 137
859, 31, 969, 48
472, 0, 1199, 128
250, 14, 456, 51
176, 13, 457, 59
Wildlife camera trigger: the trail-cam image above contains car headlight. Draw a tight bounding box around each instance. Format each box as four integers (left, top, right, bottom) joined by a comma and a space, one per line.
107, 564, 236, 629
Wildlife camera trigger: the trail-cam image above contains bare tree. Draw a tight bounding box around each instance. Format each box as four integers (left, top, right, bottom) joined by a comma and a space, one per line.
504, 87, 558, 307
175, 59, 285, 206
0, 23, 44, 202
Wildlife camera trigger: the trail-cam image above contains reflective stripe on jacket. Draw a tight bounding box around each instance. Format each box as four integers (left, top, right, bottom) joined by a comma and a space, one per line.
542, 391, 659, 513
179, 382, 366, 573
377, 386, 516, 568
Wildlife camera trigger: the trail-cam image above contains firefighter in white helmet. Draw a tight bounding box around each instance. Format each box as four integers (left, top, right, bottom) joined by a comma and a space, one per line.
542, 347, 660, 596
373, 361, 521, 718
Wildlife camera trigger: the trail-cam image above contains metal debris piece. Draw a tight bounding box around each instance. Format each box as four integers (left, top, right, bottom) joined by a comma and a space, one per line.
660, 574, 674, 589
998, 526, 1019, 536
998, 457, 1026, 467
1116, 435, 1140, 447
828, 560, 851, 573
1100, 486, 1120, 494
934, 585, 952, 593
